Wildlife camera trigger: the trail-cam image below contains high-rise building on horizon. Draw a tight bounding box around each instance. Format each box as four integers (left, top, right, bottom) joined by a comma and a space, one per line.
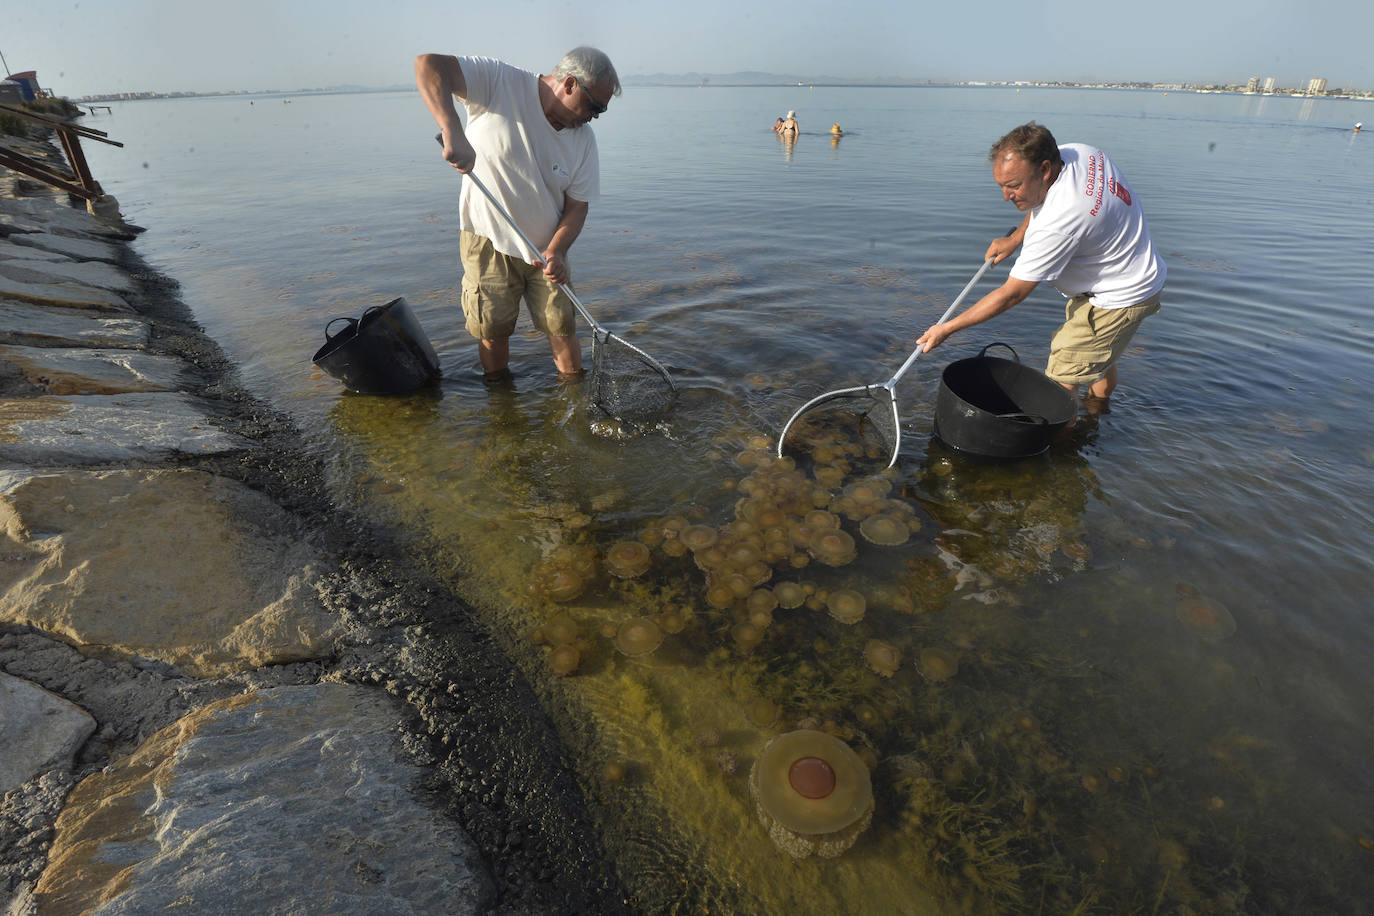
1262, 76, 1277, 94
1306, 77, 1328, 96
1245, 76, 1260, 93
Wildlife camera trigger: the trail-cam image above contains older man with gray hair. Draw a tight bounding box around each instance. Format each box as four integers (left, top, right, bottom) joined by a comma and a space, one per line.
416, 47, 620, 382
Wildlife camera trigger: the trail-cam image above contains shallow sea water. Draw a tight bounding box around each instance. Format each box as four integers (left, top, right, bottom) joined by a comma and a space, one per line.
82, 85, 1374, 912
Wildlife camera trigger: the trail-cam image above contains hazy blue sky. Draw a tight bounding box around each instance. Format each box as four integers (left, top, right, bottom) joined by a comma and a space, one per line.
6, 0, 1371, 97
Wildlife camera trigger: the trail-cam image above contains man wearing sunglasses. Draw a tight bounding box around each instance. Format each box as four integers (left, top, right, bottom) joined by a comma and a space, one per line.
416, 47, 619, 382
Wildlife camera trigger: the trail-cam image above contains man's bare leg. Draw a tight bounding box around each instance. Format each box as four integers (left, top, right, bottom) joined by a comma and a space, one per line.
1087, 365, 1118, 400
479, 339, 510, 378
550, 334, 583, 376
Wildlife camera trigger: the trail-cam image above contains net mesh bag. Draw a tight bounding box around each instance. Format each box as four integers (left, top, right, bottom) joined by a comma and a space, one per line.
588, 328, 678, 428
779, 388, 901, 467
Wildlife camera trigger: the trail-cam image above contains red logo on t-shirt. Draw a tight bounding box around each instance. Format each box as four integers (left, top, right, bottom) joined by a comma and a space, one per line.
1109, 178, 1132, 206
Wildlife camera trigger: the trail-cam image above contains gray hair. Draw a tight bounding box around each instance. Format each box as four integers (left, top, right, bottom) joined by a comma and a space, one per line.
551, 46, 622, 98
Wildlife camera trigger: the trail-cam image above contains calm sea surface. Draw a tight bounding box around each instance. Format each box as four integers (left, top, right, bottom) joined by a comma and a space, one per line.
82, 86, 1374, 913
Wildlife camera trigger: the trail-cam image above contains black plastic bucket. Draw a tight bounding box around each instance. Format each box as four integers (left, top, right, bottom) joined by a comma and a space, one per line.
932, 343, 1075, 458
312, 297, 440, 395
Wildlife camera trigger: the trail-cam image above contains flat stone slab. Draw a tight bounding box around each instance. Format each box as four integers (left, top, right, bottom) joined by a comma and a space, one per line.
2, 230, 120, 263
0, 344, 185, 394
0, 392, 250, 463
0, 197, 128, 239
0, 237, 69, 262
0, 268, 131, 312
0, 468, 342, 675
30, 685, 495, 914
0, 256, 131, 292
0, 672, 97, 794
0, 299, 148, 349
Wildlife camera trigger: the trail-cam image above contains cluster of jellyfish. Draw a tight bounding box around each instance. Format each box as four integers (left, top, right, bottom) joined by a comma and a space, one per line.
525, 429, 936, 673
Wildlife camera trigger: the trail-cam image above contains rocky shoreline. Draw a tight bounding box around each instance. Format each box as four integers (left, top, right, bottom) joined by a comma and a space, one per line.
0, 131, 631, 914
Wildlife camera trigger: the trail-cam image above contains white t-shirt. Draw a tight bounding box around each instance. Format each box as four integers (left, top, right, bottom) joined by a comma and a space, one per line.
1009, 143, 1166, 308
456, 56, 600, 260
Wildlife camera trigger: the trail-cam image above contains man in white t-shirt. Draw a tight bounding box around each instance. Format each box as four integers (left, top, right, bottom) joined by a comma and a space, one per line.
415, 47, 619, 382
918, 122, 1165, 404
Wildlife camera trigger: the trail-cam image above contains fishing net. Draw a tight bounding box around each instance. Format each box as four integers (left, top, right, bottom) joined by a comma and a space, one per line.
587, 327, 678, 428
778, 386, 902, 468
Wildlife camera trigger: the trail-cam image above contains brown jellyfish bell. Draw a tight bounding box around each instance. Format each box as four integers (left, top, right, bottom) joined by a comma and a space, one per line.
774, 581, 807, 610
916, 647, 959, 683
863, 639, 901, 677
803, 509, 841, 531
604, 540, 652, 578
706, 581, 739, 610
732, 621, 765, 653
1176, 596, 1237, 640
656, 608, 687, 634
745, 696, 780, 729
749, 729, 874, 858
746, 588, 779, 616
543, 613, 582, 647
809, 529, 857, 567
615, 616, 665, 658
548, 644, 581, 676
680, 524, 720, 552
859, 513, 910, 547
826, 589, 867, 625
843, 476, 893, 504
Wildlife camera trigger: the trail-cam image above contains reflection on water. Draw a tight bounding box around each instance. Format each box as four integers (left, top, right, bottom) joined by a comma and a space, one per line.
84, 86, 1374, 912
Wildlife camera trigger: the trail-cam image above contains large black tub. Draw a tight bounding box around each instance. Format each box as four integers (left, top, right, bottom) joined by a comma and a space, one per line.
313, 297, 440, 395
932, 343, 1075, 458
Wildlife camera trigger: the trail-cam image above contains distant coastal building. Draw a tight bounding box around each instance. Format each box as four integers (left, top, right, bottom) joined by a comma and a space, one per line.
1306, 77, 1327, 96
1245, 77, 1260, 94
1262, 76, 1277, 94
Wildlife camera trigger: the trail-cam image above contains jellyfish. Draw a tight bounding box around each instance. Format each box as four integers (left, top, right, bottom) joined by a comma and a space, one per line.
746, 588, 779, 616
705, 581, 738, 610
746, 696, 780, 729
544, 613, 581, 646
604, 540, 652, 578
614, 617, 665, 657
680, 524, 720, 552
804, 509, 841, 531
916, 647, 958, 682
826, 589, 866, 625
548, 644, 581, 676
809, 529, 857, 567
863, 639, 901, 677
657, 609, 687, 634
843, 477, 892, 504
749, 729, 874, 858
774, 581, 807, 610
859, 513, 910, 547
732, 622, 764, 653
1175, 596, 1237, 639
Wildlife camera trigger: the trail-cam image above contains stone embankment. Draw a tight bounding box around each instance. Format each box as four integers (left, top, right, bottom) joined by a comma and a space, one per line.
0, 131, 629, 914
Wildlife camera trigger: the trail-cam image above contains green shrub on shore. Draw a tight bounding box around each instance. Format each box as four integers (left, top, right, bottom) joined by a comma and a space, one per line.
0, 113, 29, 138
25, 97, 84, 119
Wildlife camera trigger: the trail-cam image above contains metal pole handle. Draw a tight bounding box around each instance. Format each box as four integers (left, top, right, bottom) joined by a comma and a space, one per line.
886, 226, 1018, 388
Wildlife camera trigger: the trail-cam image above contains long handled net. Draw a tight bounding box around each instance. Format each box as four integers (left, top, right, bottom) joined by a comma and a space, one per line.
455, 161, 677, 427
777, 255, 999, 467
587, 325, 678, 427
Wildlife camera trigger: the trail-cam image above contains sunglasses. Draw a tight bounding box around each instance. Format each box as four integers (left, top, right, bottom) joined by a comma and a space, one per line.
576, 79, 607, 116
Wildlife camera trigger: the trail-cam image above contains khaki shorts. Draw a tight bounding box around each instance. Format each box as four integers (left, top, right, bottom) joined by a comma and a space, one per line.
459, 230, 577, 339
1045, 291, 1162, 385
